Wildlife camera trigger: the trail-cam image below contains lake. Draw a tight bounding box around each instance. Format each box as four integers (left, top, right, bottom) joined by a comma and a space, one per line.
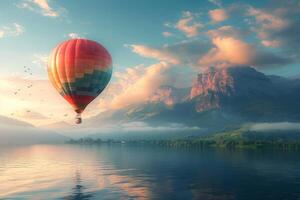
0, 144, 300, 200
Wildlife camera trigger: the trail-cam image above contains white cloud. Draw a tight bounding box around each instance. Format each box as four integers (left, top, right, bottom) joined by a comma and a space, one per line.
17, 0, 62, 17
209, 9, 228, 22
115, 121, 201, 132
249, 122, 300, 132
0, 23, 25, 38
68, 32, 81, 39
57, 121, 201, 137
32, 54, 48, 68
208, 0, 222, 7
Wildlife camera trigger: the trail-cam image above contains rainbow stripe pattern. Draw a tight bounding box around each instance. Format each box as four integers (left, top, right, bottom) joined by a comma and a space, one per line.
48, 39, 112, 114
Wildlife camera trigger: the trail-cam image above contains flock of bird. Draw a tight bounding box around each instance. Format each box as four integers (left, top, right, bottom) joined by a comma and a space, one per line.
10, 66, 69, 119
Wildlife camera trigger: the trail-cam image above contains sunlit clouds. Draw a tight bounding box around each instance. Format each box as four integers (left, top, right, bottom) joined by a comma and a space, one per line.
130, 45, 180, 65
0, 0, 300, 125
68, 32, 81, 39
32, 54, 48, 69
100, 62, 171, 110
0, 23, 24, 38
198, 36, 288, 68
209, 9, 228, 23
175, 11, 203, 37
17, 0, 61, 17
0, 77, 74, 125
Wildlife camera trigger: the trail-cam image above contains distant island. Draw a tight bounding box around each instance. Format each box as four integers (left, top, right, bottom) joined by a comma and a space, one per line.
66, 129, 300, 150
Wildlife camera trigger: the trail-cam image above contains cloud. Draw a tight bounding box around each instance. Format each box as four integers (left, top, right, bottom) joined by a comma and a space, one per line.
14, 109, 48, 120
261, 39, 282, 48
130, 40, 212, 68
208, 0, 222, 7
162, 31, 173, 37
175, 11, 203, 37
198, 35, 289, 68
209, 9, 228, 22
249, 122, 300, 132
104, 62, 172, 109
130, 45, 180, 64
17, 0, 63, 17
116, 121, 201, 132
32, 54, 48, 68
0, 23, 24, 38
207, 25, 243, 38
247, 7, 289, 31
246, 6, 288, 48
0, 122, 66, 145
133, 25, 289, 70
68, 32, 81, 39
59, 121, 201, 137
245, 1, 300, 56
96, 56, 196, 110
0, 76, 77, 125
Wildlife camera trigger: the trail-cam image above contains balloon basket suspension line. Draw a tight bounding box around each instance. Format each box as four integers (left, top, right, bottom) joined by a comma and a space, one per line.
75, 113, 82, 124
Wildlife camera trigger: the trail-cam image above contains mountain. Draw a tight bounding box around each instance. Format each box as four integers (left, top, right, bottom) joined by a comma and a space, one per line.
41, 121, 73, 130
0, 115, 68, 145
189, 66, 300, 121
0, 115, 33, 127
85, 66, 300, 133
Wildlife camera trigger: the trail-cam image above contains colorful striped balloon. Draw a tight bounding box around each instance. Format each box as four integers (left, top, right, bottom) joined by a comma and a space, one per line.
47, 39, 112, 124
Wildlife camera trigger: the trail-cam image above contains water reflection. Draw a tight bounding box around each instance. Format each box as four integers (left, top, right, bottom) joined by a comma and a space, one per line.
62, 171, 94, 200
97, 171, 150, 199
0, 145, 300, 200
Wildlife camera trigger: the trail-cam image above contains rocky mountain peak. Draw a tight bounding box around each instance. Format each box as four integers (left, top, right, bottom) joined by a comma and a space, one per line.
190, 66, 271, 99
190, 66, 272, 112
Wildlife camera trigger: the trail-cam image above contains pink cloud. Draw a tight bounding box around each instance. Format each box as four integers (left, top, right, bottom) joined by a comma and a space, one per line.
199, 37, 255, 68
261, 40, 281, 48
246, 6, 290, 48
247, 7, 288, 31
162, 31, 173, 37
130, 45, 180, 64
99, 62, 171, 110
207, 26, 242, 38
209, 9, 228, 22
198, 36, 287, 68
175, 12, 203, 37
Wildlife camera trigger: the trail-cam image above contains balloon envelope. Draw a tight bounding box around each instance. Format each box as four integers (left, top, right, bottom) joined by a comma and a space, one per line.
47, 39, 112, 120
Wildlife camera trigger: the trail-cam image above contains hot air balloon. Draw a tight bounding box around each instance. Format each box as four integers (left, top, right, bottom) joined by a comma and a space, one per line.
47, 39, 112, 124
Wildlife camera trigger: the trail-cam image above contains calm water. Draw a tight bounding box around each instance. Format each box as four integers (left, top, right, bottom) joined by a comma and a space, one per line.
0, 144, 300, 200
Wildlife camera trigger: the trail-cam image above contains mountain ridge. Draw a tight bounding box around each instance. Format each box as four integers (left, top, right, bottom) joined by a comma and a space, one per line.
0, 115, 68, 145
84, 66, 300, 132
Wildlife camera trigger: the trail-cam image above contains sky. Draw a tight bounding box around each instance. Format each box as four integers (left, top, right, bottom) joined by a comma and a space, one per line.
0, 0, 299, 125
